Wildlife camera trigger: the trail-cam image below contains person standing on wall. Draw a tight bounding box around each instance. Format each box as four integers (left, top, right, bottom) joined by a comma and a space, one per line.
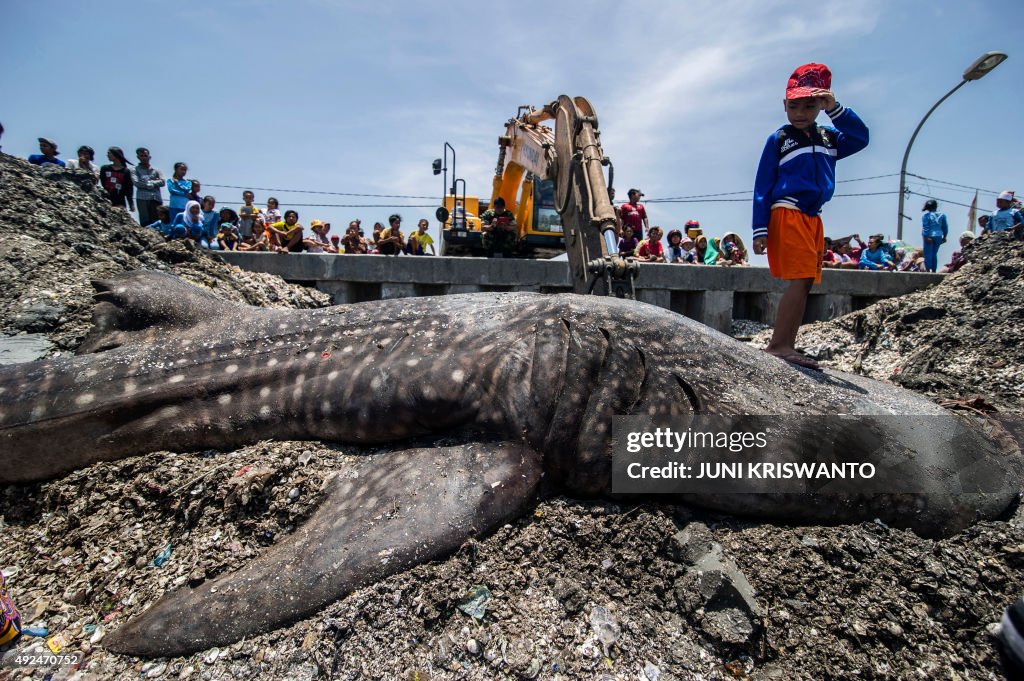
132, 148, 165, 228
920, 199, 948, 273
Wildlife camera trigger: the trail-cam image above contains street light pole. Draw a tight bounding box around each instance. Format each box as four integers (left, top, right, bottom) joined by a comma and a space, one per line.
897, 80, 967, 239
896, 51, 1008, 240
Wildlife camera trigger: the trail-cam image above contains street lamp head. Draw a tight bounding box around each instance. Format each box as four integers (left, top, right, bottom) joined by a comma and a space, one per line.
963, 51, 1008, 81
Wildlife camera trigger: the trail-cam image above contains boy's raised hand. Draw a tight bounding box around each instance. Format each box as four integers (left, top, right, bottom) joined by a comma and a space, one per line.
753, 236, 767, 255
812, 88, 836, 111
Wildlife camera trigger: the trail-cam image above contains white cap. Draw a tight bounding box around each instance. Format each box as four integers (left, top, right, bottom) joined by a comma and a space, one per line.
998, 190, 1015, 201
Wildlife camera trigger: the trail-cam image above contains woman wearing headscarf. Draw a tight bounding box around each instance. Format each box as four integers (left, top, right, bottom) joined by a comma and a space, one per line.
99, 147, 135, 211
718, 232, 748, 266
171, 200, 207, 243
920, 199, 948, 273
703, 236, 721, 265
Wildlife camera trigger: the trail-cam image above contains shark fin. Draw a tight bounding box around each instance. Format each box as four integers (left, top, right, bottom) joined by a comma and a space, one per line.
78, 270, 234, 354
103, 440, 541, 657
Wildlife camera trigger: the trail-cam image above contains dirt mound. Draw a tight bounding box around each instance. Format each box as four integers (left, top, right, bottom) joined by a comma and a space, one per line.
0, 154, 329, 351
764, 232, 1024, 410
0, 156, 1021, 680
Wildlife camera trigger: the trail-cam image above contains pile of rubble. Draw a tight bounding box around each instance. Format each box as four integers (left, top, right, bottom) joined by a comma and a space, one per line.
0, 154, 328, 353
1, 155, 1022, 679
758, 230, 1024, 411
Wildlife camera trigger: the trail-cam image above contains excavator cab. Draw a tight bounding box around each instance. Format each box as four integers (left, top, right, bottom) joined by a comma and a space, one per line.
523, 178, 564, 254
434, 96, 636, 297
438, 194, 483, 255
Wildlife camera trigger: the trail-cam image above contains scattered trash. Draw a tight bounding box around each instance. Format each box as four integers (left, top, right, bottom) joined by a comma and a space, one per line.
0, 155, 1019, 678
589, 606, 621, 651
46, 631, 71, 653
22, 627, 48, 638
152, 544, 173, 567
456, 585, 491, 621
723, 656, 755, 678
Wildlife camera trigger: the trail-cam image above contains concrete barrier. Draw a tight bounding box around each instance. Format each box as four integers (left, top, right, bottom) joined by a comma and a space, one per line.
218, 252, 943, 333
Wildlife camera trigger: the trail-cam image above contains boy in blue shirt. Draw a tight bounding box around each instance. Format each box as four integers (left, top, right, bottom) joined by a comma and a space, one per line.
752, 63, 869, 370
984, 191, 1023, 233
858, 235, 895, 270
27, 138, 65, 167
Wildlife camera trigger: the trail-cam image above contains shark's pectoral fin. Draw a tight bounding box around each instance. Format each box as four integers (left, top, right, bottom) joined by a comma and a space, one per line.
79, 271, 235, 353
103, 440, 541, 658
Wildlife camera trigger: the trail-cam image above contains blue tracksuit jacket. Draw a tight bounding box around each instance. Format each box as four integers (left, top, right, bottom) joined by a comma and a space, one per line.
752, 103, 869, 240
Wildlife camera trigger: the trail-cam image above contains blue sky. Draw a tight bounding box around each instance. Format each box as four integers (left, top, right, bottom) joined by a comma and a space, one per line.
2, 0, 1021, 266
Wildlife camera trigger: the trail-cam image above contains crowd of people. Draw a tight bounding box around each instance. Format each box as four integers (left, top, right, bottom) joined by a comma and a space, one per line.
21, 137, 1019, 271
615, 189, 1019, 276
25, 139, 438, 256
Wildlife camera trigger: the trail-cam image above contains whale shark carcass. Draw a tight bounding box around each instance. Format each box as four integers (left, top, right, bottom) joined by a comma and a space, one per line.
0, 270, 1019, 657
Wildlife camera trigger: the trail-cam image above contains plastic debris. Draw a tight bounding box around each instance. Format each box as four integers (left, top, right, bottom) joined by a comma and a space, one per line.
589, 606, 621, 650
47, 631, 71, 653
456, 585, 491, 620
152, 544, 173, 567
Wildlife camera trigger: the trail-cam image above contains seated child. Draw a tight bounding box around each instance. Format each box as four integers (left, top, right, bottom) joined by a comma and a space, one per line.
617, 225, 639, 257
858, 235, 895, 270
171, 200, 207, 243
941, 232, 975, 273
666, 229, 687, 263
267, 210, 305, 252
238, 223, 271, 251
341, 222, 368, 254
303, 220, 336, 253
147, 205, 183, 239
637, 226, 666, 262
216, 218, 239, 251
718, 232, 748, 266
822, 237, 839, 268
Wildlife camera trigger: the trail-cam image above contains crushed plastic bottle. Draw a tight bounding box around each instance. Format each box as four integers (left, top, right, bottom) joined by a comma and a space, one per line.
456, 585, 491, 620
152, 544, 173, 567
589, 606, 621, 651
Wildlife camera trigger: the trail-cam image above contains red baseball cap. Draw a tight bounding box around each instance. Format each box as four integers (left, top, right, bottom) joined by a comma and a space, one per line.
786, 63, 832, 100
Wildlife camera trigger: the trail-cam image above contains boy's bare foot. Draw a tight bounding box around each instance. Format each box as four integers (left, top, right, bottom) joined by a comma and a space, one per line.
766, 348, 822, 371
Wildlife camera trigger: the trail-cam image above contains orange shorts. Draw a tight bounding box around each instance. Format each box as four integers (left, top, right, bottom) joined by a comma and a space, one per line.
767, 207, 823, 283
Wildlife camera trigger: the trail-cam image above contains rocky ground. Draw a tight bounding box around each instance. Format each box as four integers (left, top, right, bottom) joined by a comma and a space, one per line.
751, 232, 1024, 412
0, 155, 1022, 680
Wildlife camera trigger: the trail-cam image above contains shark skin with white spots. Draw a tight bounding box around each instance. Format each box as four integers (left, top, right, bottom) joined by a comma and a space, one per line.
0, 270, 1021, 657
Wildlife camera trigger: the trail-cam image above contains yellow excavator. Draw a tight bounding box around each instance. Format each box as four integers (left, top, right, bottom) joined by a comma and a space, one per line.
434, 96, 637, 297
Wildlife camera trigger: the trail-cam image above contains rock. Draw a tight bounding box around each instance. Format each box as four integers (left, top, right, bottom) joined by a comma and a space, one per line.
62, 587, 86, 605
552, 578, 586, 614
671, 521, 716, 565
672, 524, 763, 647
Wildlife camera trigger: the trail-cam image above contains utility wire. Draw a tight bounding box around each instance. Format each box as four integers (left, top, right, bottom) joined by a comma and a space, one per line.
250, 203, 437, 209
648, 190, 898, 204
649, 173, 900, 202
906, 191, 980, 210
906, 173, 1000, 195
203, 183, 436, 200
200, 171, 993, 209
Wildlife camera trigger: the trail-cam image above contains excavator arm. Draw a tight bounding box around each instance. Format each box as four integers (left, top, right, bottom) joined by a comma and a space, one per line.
516, 96, 637, 297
